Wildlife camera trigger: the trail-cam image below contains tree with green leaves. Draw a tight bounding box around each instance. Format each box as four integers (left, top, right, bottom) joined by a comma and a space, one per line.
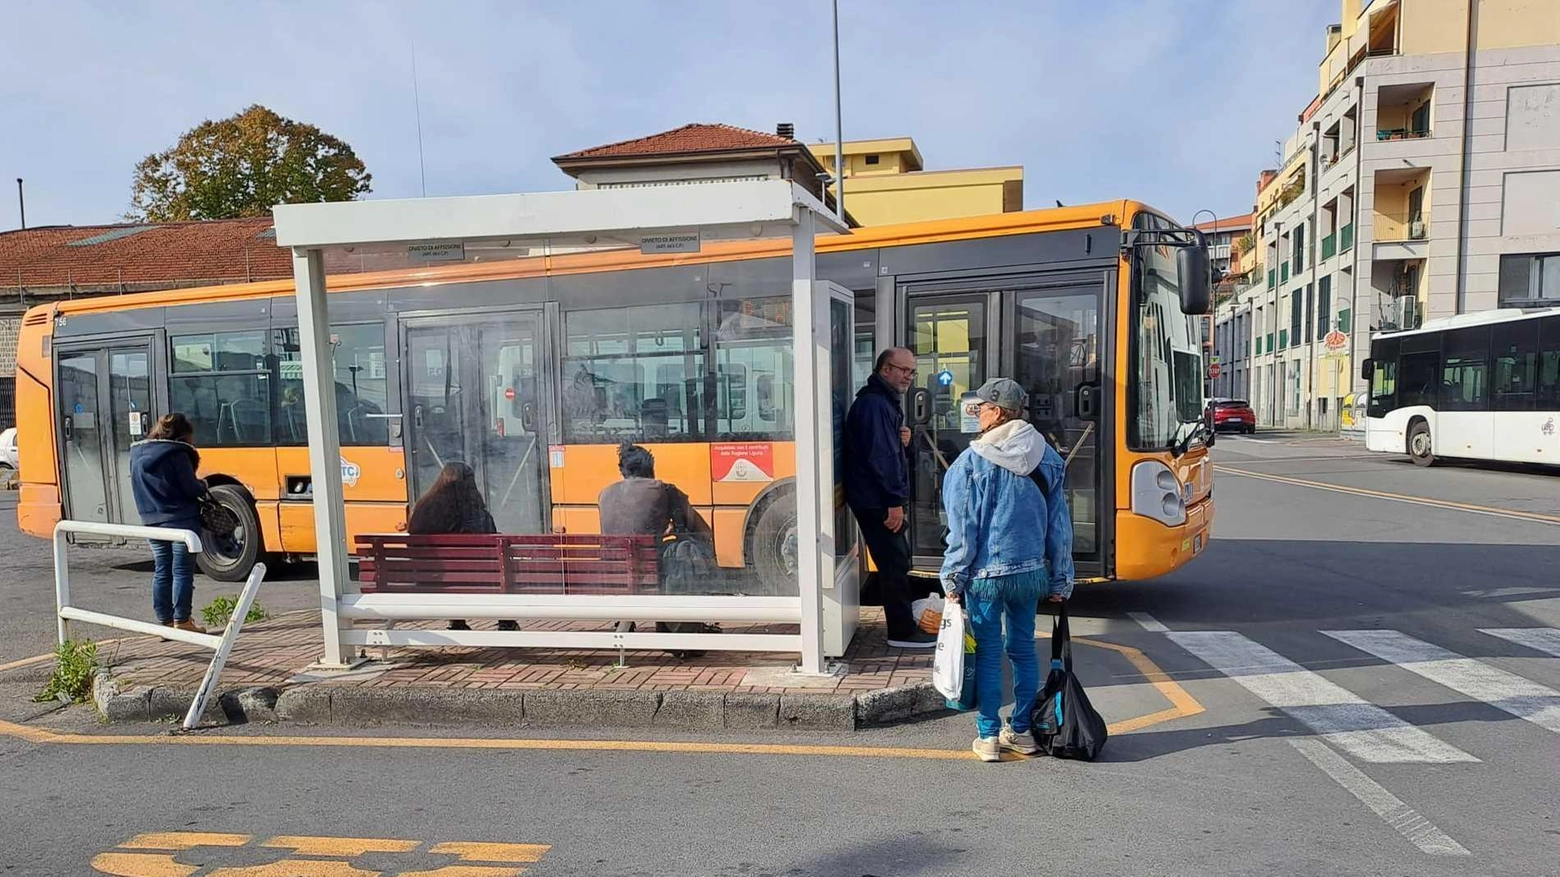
127, 104, 372, 221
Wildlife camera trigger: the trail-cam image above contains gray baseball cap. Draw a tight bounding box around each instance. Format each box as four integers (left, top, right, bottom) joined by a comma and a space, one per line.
972, 378, 1028, 413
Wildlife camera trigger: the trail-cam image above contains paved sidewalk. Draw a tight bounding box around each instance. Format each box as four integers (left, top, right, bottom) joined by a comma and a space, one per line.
83, 608, 945, 731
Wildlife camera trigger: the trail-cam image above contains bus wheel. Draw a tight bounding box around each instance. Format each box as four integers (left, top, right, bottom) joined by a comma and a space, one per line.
750, 496, 798, 595
1407, 421, 1435, 467
195, 484, 262, 582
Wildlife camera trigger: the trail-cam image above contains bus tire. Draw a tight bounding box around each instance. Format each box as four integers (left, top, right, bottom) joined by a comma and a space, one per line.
749, 493, 798, 596
1407, 420, 1435, 467
195, 484, 263, 582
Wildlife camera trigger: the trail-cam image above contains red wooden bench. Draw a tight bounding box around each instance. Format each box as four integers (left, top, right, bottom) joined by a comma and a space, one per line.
355, 533, 661, 595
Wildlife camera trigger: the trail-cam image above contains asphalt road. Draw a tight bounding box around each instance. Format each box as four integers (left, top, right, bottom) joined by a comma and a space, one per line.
4, 435, 1560, 876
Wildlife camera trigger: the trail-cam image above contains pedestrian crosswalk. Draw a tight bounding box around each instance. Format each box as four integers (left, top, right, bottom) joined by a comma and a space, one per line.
1160, 624, 1560, 764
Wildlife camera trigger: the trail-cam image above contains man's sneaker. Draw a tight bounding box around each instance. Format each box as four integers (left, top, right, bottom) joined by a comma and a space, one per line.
887, 630, 938, 649
972, 736, 1001, 762
1000, 726, 1040, 756
170, 619, 206, 634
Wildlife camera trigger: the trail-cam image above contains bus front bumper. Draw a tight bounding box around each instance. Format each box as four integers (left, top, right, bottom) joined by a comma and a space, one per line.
1113, 495, 1213, 581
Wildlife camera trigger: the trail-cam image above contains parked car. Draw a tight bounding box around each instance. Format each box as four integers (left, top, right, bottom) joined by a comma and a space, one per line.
0, 427, 17, 478
1208, 399, 1257, 434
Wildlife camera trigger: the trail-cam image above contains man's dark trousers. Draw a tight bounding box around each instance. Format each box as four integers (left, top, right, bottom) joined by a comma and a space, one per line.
851, 504, 918, 639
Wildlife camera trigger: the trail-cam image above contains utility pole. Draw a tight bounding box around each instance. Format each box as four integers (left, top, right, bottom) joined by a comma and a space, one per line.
831, 0, 845, 224
15, 178, 24, 230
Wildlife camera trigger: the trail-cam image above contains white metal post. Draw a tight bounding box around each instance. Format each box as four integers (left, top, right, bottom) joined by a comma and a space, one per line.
292, 247, 354, 667
791, 210, 825, 674
53, 528, 71, 645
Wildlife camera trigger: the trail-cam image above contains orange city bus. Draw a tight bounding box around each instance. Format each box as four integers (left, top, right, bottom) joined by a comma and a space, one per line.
14, 200, 1213, 591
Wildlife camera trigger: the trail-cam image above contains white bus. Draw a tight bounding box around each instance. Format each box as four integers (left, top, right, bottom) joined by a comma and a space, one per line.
1362, 307, 1560, 467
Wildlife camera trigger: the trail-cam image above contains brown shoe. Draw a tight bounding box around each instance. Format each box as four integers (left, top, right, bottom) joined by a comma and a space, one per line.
170, 619, 207, 634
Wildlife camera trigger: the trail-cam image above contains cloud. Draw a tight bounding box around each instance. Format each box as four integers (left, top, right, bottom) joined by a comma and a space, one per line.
0, 0, 1336, 227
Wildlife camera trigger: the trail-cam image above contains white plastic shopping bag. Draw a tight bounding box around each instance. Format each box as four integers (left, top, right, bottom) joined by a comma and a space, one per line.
911, 592, 945, 635
932, 599, 967, 700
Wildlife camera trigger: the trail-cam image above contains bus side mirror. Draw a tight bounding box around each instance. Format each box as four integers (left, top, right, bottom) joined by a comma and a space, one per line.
1359, 358, 1372, 383
909, 387, 932, 426
1177, 231, 1212, 315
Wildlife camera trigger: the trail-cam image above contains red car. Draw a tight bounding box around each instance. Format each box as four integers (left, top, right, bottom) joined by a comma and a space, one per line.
1208, 399, 1257, 434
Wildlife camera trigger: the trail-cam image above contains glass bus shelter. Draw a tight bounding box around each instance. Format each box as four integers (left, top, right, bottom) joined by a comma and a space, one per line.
271, 181, 856, 674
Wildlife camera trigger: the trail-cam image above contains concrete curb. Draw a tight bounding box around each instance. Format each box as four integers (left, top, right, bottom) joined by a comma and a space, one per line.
91, 667, 950, 732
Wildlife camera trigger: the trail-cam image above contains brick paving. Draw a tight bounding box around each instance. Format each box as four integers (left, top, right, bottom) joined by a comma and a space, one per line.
100, 607, 932, 697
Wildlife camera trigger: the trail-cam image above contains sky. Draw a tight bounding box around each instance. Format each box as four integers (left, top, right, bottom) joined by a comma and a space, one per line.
1, 0, 1338, 231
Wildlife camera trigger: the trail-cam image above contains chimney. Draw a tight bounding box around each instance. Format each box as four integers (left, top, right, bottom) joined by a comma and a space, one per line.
776, 122, 795, 140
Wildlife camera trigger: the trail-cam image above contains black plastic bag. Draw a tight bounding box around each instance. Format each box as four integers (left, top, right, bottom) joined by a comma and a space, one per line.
1031, 605, 1108, 761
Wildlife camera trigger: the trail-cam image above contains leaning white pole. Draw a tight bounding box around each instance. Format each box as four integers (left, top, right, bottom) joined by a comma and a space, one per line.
292, 247, 353, 667
182, 561, 267, 730
791, 209, 825, 675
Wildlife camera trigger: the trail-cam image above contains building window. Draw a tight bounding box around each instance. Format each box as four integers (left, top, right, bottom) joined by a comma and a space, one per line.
864, 154, 880, 165
1290, 294, 1302, 343
169, 330, 271, 446
1498, 253, 1560, 306
1304, 283, 1314, 343
1317, 277, 1332, 338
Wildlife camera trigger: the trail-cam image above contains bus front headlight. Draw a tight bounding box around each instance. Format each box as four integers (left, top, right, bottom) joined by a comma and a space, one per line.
1132, 460, 1187, 527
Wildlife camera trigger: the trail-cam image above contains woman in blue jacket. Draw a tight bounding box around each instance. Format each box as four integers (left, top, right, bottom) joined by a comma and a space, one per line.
129, 413, 209, 633
940, 378, 1074, 762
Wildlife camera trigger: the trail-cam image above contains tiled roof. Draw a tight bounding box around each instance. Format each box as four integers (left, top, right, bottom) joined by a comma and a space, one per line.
554, 123, 798, 160
1194, 213, 1254, 232
0, 217, 292, 289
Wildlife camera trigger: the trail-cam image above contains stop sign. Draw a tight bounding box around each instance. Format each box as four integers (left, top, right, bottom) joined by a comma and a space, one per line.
1209, 363, 1222, 378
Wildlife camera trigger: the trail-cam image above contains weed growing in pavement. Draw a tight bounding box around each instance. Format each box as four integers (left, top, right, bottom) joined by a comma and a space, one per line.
201, 596, 269, 629
35, 639, 98, 703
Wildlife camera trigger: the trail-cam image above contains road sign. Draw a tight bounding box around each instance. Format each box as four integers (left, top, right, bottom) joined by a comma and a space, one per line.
1209, 363, 1222, 379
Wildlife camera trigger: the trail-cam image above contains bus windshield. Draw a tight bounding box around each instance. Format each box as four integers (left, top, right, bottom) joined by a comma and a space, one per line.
1132, 227, 1204, 450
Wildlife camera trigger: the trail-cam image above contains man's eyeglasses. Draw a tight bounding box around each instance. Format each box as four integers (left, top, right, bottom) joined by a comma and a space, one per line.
887, 363, 918, 378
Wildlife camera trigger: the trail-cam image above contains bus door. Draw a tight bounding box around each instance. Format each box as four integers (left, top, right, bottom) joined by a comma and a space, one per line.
402, 311, 552, 535
904, 292, 993, 565
54, 337, 158, 537
902, 275, 1108, 579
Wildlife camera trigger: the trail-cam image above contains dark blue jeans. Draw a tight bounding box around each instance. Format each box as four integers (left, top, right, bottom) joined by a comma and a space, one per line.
149, 519, 198, 624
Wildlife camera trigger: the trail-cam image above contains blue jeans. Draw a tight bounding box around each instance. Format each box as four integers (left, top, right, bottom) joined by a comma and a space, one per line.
149, 519, 198, 624
963, 571, 1045, 739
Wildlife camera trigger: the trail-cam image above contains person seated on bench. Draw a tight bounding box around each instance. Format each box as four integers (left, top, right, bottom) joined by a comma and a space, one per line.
599, 443, 717, 654
407, 462, 519, 632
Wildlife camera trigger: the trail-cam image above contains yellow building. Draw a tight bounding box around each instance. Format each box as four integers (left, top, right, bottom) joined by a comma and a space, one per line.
808, 138, 1023, 226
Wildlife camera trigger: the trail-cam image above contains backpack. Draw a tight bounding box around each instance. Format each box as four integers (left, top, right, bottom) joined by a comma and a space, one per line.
655, 484, 720, 656
1031, 605, 1108, 760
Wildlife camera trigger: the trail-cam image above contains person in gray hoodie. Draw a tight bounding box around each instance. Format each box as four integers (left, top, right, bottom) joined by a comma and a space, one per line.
940, 378, 1074, 762
128, 413, 208, 633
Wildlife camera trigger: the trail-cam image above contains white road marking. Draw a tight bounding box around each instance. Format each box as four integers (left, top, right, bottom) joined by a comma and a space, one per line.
1128, 612, 1169, 633
1326, 630, 1560, 735
1289, 739, 1471, 857
1229, 435, 1279, 443
1480, 628, 1560, 659
1169, 631, 1477, 763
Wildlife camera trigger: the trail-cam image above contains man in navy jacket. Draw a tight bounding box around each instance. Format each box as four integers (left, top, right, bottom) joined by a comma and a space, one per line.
843, 348, 935, 648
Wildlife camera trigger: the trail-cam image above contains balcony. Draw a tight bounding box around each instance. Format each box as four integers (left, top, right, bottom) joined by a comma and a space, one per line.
1376, 127, 1431, 141
1322, 233, 1337, 260
1375, 82, 1434, 144
1340, 223, 1354, 252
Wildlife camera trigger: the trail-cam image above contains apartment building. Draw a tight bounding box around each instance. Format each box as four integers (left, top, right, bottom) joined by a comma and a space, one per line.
1217, 0, 1560, 430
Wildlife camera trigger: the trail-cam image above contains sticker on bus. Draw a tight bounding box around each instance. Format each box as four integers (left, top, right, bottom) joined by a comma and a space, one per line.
711, 443, 774, 483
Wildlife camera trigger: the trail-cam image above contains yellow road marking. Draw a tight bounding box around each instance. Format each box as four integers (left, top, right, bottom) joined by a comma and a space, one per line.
121, 832, 252, 850
0, 632, 1201, 760
1216, 465, 1560, 525
261, 836, 420, 857
0, 653, 55, 674
91, 852, 197, 877
208, 863, 377, 877
427, 843, 549, 864
399, 861, 527, 867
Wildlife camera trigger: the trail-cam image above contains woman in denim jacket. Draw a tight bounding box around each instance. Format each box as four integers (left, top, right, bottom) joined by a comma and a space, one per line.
940, 378, 1074, 762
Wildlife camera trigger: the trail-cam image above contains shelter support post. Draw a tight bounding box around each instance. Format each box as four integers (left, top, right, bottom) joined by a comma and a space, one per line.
292, 246, 356, 668
791, 210, 826, 675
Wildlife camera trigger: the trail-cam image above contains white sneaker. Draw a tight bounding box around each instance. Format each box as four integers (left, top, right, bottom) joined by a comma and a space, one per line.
1000, 726, 1040, 756
972, 736, 1001, 762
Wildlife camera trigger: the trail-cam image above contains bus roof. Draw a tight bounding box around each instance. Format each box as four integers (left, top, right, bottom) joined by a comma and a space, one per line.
1373, 305, 1560, 340
28, 199, 1157, 320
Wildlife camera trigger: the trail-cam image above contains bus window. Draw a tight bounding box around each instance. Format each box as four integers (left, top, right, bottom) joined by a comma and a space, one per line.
1439, 326, 1490, 412
1539, 316, 1560, 410
273, 325, 389, 446
562, 302, 705, 443
1399, 351, 1440, 409
1492, 319, 1538, 412
715, 297, 793, 439
169, 329, 271, 446
1368, 339, 1398, 418
1132, 231, 1202, 449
